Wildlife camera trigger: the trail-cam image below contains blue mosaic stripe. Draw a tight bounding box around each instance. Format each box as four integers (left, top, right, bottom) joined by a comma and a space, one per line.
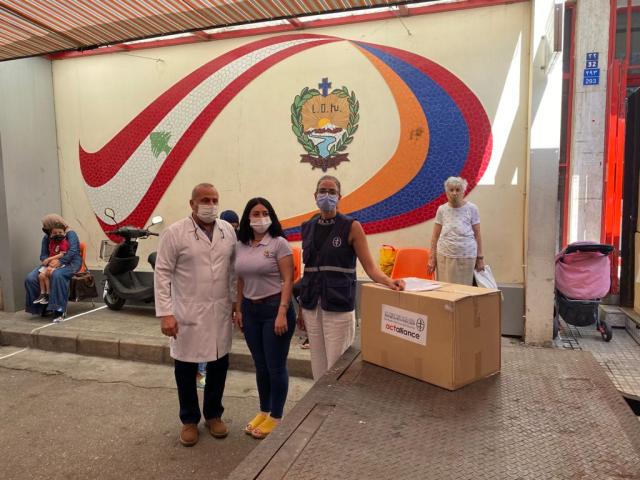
285, 42, 470, 236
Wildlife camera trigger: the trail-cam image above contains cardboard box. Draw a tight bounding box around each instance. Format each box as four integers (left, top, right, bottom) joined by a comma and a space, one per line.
360, 282, 501, 390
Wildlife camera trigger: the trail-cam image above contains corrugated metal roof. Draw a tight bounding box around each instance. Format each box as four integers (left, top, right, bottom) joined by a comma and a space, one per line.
0, 1, 420, 61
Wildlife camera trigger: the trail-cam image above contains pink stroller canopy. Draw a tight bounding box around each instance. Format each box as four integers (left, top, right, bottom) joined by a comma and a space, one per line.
555, 245, 611, 300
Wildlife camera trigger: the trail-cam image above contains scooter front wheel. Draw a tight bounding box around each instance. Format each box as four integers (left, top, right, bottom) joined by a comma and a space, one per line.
103, 280, 126, 310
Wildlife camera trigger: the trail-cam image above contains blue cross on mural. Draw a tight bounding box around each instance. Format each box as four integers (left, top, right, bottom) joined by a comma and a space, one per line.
318, 77, 332, 97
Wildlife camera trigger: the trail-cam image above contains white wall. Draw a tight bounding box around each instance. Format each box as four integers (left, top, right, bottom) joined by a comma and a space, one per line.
0, 57, 61, 312
52, 3, 531, 286
524, 0, 564, 345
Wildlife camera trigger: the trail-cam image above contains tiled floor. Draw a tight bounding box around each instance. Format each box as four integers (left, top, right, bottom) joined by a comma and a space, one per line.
557, 319, 640, 400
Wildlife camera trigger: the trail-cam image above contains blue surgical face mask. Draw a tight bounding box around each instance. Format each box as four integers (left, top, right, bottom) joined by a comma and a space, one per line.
316, 193, 339, 212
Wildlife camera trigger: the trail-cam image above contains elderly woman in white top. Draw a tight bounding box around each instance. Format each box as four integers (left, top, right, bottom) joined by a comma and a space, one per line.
427, 177, 484, 285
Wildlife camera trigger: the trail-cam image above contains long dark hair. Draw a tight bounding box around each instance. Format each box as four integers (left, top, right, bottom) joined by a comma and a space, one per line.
237, 197, 285, 244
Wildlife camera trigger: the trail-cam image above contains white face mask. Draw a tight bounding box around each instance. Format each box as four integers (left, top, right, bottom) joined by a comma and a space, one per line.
196, 204, 218, 224
250, 216, 272, 234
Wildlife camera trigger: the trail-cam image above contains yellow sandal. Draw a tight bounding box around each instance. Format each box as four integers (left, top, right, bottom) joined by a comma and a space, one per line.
251, 416, 279, 439
244, 413, 268, 435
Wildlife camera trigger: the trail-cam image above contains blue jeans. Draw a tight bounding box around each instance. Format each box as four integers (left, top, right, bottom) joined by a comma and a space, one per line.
242, 296, 295, 419
24, 264, 75, 314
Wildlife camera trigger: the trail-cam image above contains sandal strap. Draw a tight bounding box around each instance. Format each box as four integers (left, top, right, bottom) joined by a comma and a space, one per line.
246, 413, 267, 430
253, 417, 277, 436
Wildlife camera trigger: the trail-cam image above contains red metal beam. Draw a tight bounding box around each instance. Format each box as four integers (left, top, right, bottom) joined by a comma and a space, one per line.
191, 30, 210, 41
397, 5, 410, 16
288, 18, 304, 29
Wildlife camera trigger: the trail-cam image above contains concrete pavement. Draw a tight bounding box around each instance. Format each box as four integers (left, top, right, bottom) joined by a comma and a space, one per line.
0, 345, 314, 480
0, 302, 313, 378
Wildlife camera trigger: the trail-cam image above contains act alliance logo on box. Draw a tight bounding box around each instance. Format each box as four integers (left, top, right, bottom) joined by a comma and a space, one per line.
381, 304, 427, 346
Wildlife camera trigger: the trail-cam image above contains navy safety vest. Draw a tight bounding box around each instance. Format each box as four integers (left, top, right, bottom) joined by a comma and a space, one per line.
299, 213, 357, 312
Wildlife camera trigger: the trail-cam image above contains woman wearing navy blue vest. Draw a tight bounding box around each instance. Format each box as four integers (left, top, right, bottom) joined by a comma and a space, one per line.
298, 175, 405, 380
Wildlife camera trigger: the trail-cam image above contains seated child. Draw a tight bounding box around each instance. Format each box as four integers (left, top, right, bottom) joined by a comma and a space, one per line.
33, 223, 69, 305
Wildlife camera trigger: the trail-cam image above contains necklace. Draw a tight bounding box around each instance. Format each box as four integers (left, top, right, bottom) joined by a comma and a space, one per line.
318, 217, 335, 226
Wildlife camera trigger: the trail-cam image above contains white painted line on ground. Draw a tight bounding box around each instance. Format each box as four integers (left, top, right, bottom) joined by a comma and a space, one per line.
30, 305, 108, 334
0, 306, 108, 362
61, 305, 108, 323
0, 348, 28, 361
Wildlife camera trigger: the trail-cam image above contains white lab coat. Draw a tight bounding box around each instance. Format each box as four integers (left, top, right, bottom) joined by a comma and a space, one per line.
154, 217, 237, 363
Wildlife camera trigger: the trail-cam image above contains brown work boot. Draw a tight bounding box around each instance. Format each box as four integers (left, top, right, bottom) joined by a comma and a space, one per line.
179, 423, 199, 446
206, 417, 229, 438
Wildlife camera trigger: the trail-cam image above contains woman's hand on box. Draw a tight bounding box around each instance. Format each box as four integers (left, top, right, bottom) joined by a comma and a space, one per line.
387, 278, 405, 291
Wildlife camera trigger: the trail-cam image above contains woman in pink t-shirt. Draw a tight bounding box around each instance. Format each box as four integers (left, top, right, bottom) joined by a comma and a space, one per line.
234, 197, 295, 440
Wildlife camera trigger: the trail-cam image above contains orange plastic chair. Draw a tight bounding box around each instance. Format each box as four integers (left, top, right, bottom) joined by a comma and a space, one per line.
390, 248, 434, 280
77, 242, 88, 273
291, 246, 302, 282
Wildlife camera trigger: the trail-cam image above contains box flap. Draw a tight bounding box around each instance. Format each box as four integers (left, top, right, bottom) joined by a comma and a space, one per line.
361, 282, 500, 302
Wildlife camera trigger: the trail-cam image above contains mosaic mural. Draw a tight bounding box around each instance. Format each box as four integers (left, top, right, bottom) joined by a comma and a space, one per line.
79, 33, 492, 240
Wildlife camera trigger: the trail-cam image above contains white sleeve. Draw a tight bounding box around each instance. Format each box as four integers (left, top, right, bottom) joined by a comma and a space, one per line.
154, 228, 177, 317
470, 204, 480, 225
435, 205, 444, 225
228, 235, 237, 303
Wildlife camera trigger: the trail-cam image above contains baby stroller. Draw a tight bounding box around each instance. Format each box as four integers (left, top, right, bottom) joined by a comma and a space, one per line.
554, 242, 615, 342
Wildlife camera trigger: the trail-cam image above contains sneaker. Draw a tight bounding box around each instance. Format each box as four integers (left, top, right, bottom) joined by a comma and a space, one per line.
52, 311, 63, 323
300, 337, 310, 349
179, 424, 199, 447
205, 418, 229, 438
41, 294, 50, 305
33, 294, 45, 304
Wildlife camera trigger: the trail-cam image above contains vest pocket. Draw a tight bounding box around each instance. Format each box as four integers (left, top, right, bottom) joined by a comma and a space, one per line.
299, 275, 317, 307
322, 278, 354, 311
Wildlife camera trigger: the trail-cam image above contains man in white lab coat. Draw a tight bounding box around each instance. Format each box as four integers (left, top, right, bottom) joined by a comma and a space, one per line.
155, 183, 237, 447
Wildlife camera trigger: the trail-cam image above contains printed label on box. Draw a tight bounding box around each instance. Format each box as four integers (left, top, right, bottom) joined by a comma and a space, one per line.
381, 304, 427, 346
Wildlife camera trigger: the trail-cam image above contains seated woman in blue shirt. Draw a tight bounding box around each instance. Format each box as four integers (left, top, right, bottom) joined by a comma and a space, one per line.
24, 214, 82, 321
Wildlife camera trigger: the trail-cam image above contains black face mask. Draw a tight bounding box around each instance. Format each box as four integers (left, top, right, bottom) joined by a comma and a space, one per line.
51, 234, 65, 241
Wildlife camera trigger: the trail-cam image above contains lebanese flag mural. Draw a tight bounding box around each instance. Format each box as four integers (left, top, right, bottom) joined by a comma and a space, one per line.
79, 33, 492, 238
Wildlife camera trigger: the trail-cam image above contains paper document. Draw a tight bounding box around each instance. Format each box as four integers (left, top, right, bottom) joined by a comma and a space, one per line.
402, 277, 442, 292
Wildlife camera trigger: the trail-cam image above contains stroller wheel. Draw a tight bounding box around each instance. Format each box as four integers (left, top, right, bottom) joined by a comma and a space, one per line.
599, 321, 613, 342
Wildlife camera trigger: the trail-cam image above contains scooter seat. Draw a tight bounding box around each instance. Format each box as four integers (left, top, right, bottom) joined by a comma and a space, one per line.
108, 273, 154, 301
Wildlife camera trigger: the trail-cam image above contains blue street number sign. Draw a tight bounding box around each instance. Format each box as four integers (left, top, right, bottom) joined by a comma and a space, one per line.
583, 53, 600, 86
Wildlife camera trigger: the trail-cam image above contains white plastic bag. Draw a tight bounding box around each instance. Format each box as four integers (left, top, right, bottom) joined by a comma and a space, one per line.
474, 265, 498, 290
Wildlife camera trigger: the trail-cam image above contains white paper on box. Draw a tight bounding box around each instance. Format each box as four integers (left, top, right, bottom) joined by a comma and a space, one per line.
381, 304, 427, 346
402, 277, 442, 292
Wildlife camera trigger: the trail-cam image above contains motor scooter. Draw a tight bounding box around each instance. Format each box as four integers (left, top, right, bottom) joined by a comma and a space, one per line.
101, 208, 163, 310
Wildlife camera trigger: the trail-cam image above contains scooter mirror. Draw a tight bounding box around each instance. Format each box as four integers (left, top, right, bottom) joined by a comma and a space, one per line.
150, 216, 163, 226
104, 208, 117, 224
